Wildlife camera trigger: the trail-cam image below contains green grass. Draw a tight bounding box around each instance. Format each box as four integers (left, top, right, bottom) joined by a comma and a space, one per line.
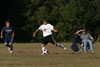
0, 43, 100, 67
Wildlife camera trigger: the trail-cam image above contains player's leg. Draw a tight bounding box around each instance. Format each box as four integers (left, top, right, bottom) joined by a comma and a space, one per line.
8, 39, 13, 53
41, 43, 47, 52
5, 43, 10, 48
56, 43, 66, 49
5, 43, 11, 50
50, 35, 66, 50
4, 38, 10, 50
41, 38, 49, 55
9, 45, 13, 53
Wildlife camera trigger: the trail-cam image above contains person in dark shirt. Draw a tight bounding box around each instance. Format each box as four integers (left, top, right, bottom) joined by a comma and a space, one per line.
1, 21, 14, 53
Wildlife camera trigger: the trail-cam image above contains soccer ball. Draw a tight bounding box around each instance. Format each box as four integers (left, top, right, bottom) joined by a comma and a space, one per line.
43, 50, 49, 54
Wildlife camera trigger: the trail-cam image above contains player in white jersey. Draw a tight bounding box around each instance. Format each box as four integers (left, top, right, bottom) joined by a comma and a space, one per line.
33, 19, 66, 55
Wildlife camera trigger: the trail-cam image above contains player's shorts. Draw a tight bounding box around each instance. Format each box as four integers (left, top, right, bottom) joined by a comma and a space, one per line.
42, 35, 56, 45
4, 37, 13, 45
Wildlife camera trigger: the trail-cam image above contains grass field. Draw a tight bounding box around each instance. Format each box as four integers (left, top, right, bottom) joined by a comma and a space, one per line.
0, 43, 100, 67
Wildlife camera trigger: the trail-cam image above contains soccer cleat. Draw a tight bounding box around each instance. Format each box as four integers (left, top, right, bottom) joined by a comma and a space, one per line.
64, 47, 67, 50
10, 51, 13, 53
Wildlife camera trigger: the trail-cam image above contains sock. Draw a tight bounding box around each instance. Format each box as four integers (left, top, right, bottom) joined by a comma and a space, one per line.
10, 45, 13, 51
42, 47, 47, 53
56, 43, 65, 48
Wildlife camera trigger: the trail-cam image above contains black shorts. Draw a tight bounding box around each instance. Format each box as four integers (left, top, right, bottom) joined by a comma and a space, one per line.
42, 35, 56, 45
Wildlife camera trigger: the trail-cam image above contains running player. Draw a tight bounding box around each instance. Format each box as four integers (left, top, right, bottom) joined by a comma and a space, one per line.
1, 21, 14, 53
33, 19, 66, 55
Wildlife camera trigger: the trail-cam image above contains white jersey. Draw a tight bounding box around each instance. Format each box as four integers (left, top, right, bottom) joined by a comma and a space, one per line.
38, 24, 54, 37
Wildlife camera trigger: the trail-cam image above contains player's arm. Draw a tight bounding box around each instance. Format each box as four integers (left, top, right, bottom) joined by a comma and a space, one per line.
50, 24, 58, 33
1, 32, 3, 39
0, 27, 5, 39
53, 29, 58, 33
33, 29, 40, 37
12, 32, 15, 40
12, 28, 15, 40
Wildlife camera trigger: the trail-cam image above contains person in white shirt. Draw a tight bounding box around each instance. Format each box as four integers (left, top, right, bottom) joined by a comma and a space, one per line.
33, 19, 66, 55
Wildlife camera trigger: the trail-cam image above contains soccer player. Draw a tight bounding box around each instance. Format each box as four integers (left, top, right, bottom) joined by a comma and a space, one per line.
33, 19, 66, 55
1, 21, 14, 53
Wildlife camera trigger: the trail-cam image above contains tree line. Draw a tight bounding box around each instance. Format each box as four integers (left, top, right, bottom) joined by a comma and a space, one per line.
0, 0, 100, 42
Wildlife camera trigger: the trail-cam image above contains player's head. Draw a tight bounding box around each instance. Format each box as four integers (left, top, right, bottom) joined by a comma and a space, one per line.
43, 19, 47, 25
82, 29, 87, 35
5, 21, 10, 27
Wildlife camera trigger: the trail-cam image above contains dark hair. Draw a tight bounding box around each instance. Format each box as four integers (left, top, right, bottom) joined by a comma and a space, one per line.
5, 20, 10, 24
82, 29, 87, 32
43, 19, 47, 22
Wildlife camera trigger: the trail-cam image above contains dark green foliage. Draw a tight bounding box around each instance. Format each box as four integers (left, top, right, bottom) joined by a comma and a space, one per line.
0, 0, 100, 42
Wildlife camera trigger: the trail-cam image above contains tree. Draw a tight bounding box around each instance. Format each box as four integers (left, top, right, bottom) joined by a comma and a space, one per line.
0, 0, 100, 42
